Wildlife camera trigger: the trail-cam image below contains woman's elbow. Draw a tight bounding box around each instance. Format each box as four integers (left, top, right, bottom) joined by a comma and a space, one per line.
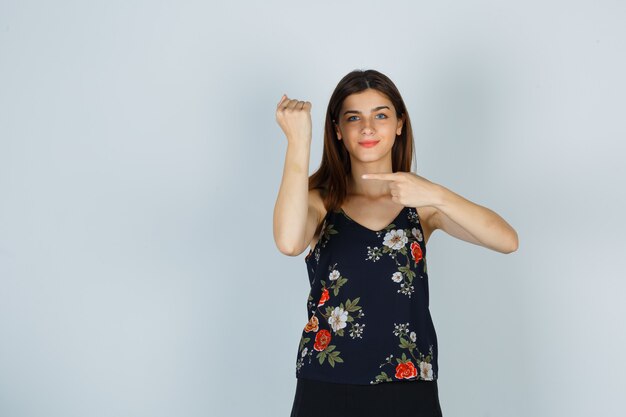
504, 232, 519, 254
274, 237, 303, 257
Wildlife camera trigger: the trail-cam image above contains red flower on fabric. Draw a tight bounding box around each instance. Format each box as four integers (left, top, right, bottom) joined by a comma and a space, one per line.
314, 329, 331, 351
410, 242, 423, 265
318, 288, 330, 306
395, 360, 418, 379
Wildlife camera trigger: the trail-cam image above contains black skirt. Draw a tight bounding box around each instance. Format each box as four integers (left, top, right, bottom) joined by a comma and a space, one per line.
290, 377, 443, 417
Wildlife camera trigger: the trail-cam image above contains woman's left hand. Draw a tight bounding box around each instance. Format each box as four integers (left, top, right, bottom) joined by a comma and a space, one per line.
361, 172, 441, 208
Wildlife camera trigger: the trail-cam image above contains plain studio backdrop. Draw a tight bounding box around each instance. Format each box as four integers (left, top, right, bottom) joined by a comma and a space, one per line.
1, 1, 625, 416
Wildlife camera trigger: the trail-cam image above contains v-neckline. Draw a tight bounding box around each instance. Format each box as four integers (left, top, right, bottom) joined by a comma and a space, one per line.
339, 206, 407, 233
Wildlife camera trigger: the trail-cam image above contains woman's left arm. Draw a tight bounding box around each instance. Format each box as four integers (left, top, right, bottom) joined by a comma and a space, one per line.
361, 172, 519, 254
432, 184, 519, 254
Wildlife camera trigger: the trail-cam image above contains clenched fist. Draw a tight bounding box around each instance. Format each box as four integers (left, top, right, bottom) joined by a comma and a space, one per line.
275, 94, 312, 144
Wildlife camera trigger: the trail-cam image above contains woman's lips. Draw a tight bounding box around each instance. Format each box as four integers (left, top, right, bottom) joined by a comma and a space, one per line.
359, 141, 380, 148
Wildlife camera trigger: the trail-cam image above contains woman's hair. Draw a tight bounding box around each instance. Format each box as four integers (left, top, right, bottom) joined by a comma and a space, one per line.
309, 69, 417, 236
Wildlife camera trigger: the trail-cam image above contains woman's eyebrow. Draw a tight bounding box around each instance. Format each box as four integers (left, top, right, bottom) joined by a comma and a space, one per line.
342, 105, 390, 116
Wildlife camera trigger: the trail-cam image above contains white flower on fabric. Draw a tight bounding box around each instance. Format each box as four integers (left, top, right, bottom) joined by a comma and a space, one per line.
419, 361, 433, 380
410, 331, 417, 342
393, 322, 409, 336
329, 269, 340, 281
400, 285, 415, 297
391, 272, 403, 283
349, 322, 365, 339
328, 306, 348, 332
383, 229, 408, 250
412, 227, 423, 242
366, 246, 382, 262
301, 347, 308, 357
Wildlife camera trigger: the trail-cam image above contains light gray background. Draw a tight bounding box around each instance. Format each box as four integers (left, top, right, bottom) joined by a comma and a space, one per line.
1, 1, 625, 416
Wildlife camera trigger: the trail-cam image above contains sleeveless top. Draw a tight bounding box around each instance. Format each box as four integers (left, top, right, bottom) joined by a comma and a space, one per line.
295, 205, 439, 385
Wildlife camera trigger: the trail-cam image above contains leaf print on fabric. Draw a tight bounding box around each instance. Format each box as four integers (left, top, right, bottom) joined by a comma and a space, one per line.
323, 264, 348, 297
364, 209, 428, 298
349, 322, 366, 339
366, 245, 383, 262
305, 264, 345, 320
296, 262, 367, 372
298, 322, 344, 370
407, 209, 422, 231
322, 297, 364, 337
370, 322, 435, 384
297, 205, 439, 384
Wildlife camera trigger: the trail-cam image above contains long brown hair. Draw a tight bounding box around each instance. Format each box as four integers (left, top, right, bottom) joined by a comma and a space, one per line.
309, 69, 417, 237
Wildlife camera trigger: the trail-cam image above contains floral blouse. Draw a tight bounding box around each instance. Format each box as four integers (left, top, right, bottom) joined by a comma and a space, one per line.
295, 206, 439, 385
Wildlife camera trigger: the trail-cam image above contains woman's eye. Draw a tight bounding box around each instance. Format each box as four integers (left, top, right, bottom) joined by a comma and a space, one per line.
347, 114, 387, 122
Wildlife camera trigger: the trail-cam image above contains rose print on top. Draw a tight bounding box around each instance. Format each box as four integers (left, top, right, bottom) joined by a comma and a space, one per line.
370, 322, 435, 385
296, 206, 439, 384
296, 262, 366, 373
317, 288, 330, 307
305, 218, 339, 312
365, 208, 427, 298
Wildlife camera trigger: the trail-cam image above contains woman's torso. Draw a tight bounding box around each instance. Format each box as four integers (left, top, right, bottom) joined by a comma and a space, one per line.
295, 193, 439, 385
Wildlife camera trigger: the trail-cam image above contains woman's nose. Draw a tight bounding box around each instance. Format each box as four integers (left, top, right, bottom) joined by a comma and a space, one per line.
361, 118, 374, 134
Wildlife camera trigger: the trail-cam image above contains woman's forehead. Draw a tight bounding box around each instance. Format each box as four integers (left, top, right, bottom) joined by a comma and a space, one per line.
341, 89, 393, 111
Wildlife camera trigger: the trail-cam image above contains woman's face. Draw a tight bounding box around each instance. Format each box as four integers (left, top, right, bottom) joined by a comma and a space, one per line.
334, 88, 403, 163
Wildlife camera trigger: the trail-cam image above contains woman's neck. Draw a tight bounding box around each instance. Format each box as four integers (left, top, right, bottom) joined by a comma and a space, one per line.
347, 166, 393, 199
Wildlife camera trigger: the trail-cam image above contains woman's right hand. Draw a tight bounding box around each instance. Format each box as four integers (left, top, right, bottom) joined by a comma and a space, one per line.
275, 94, 312, 143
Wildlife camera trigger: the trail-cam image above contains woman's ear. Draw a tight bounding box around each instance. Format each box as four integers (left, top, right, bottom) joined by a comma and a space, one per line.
334, 122, 342, 140
396, 114, 404, 136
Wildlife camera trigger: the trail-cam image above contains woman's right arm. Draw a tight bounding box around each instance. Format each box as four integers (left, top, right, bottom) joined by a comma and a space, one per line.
273, 94, 320, 256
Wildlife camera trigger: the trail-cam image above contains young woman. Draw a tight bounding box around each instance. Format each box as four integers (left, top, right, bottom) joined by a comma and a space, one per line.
274, 69, 518, 417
